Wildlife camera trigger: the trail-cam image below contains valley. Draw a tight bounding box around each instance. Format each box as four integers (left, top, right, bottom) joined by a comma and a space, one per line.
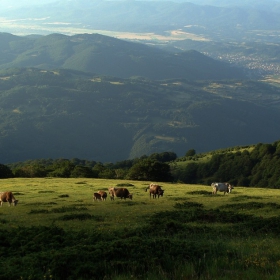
1, 0, 280, 164
1, 1, 280, 279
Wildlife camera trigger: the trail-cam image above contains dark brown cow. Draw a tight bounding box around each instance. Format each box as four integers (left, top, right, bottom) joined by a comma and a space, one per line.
108, 187, 133, 200
97, 190, 107, 201
146, 183, 164, 199
0, 191, 18, 206
93, 192, 102, 201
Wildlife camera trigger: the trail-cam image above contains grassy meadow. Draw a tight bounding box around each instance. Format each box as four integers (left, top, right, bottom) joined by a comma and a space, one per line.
1, 178, 280, 279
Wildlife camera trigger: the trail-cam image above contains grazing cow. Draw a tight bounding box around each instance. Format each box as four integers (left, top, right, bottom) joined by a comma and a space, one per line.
146, 183, 164, 199
211, 182, 233, 195
93, 192, 102, 201
108, 187, 133, 200
97, 191, 107, 201
0, 191, 18, 206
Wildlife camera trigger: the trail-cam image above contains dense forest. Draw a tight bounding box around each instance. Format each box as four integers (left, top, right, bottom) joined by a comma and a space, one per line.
1, 67, 280, 164
2, 140, 280, 188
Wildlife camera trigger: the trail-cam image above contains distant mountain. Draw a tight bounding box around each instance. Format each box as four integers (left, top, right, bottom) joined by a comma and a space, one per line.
183, 0, 280, 8
0, 33, 244, 80
1, 68, 280, 164
1, 1, 280, 41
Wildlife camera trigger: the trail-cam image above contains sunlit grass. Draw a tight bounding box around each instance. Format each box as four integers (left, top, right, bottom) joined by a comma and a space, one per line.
1, 178, 280, 279
1, 178, 280, 231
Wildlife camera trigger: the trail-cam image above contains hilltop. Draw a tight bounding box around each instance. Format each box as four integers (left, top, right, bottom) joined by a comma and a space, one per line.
0, 33, 244, 80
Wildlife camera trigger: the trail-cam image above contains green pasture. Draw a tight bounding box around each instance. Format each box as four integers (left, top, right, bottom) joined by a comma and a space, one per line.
2, 178, 280, 231
1, 178, 280, 279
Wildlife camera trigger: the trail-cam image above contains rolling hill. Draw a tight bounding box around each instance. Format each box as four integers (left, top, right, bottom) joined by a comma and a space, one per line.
0, 33, 244, 80
1, 67, 280, 164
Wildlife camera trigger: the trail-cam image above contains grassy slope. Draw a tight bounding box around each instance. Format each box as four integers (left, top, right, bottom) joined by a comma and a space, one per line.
1, 178, 280, 231
1, 178, 280, 279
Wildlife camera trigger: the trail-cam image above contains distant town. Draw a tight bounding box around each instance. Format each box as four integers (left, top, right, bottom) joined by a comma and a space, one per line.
206, 52, 280, 78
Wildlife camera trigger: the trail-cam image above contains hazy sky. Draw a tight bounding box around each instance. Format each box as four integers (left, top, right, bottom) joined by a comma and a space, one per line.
1, 0, 280, 9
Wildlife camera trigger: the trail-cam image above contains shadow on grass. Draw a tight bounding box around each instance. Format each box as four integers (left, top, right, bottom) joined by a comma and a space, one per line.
75, 181, 88, 184
58, 194, 69, 198
1, 199, 280, 280
38, 191, 55, 193
169, 197, 188, 201
29, 206, 88, 214
13, 192, 25, 195
56, 213, 104, 221
187, 190, 212, 195
116, 183, 134, 187
0, 218, 8, 224
117, 201, 146, 206
219, 201, 280, 210
231, 195, 263, 201
26, 202, 58, 207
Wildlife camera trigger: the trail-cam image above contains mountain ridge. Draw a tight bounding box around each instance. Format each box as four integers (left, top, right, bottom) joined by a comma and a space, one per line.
2, 1, 280, 41
0, 33, 245, 80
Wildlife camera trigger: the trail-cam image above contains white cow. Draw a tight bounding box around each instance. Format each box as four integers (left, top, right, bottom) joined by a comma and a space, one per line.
211, 182, 233, 195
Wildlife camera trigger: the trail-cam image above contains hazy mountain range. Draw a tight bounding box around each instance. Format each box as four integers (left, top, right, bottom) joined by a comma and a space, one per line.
1, 1, 280, 164
0, 33, 280, 164
1, 0, 280, 42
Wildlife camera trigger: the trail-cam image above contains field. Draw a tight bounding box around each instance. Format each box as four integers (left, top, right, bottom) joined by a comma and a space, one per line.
1, 178, 280, 279
0, 17, 208, 41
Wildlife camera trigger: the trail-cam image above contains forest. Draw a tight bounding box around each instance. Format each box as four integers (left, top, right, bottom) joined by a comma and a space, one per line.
1, 67, 280, 164
2, 140, 280, 188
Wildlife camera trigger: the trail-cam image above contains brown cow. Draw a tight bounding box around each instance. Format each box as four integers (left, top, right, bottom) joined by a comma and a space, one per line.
108, 187, 133, 200
0, 191, 18, 206
97, 190, 107, 201
93, 192, 102, 201
146, 183, 164, 199
108, 187, 115, 200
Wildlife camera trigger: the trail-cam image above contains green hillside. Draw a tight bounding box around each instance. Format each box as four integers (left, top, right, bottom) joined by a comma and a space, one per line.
1, 68, 280, 164
1, 178, 280, 279
0, 33, 245, 80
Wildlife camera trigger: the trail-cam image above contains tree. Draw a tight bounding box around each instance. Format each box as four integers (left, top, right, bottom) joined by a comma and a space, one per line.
48, 160, 75, 178
0, 164, 13, 178
185, 149, 196, 157
126, 159, 173, 182
149, 152, 177, 162
70, 166, 94, 178
178, 162, 198, 183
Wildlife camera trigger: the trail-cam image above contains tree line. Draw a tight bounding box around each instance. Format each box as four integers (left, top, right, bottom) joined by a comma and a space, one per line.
173, 141, 280, 188
1, 152, 176, 182
1, 141, 280, 188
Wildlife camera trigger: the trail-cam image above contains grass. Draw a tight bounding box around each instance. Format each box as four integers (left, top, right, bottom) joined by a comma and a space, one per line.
1, 178, 280, 230
0, 178, 170, 231
1, 178, 280, 279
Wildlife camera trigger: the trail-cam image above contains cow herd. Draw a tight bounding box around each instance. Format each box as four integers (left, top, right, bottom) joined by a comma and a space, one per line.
93, 184, 164, 202
0, 182, 234, 207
